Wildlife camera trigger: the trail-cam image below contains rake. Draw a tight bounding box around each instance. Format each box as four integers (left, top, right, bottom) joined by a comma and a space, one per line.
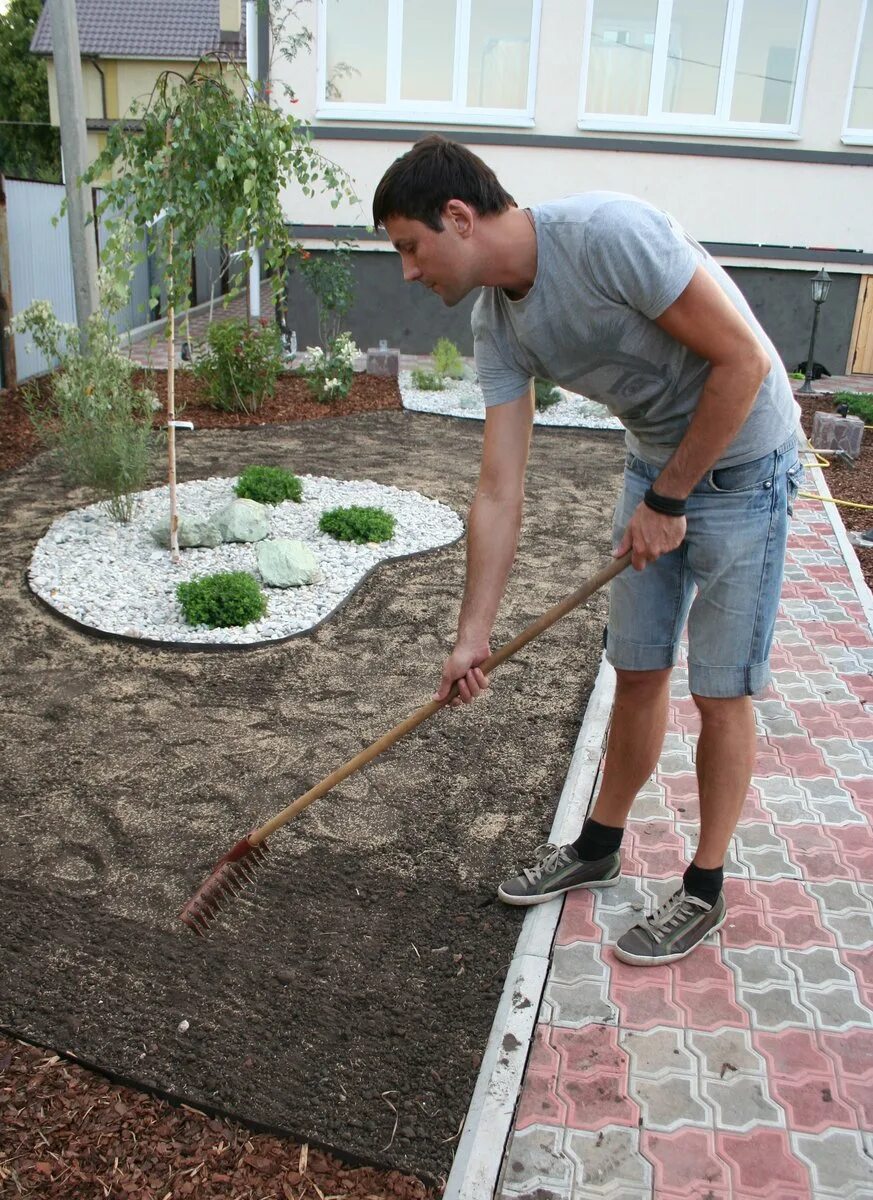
179, 551, 631, 933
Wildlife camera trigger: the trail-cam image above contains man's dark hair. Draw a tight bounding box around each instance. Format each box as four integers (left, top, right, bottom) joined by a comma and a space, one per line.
372, 135, 516, 231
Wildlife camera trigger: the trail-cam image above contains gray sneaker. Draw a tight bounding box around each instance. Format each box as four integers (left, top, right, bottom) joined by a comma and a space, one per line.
497, 843, 621, 906
614, 887, 726, 966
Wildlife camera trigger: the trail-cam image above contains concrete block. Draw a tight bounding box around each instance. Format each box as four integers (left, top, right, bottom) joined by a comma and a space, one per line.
366, 347, 400, 377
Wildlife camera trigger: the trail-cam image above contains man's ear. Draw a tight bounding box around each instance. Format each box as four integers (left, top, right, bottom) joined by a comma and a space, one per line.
444, 199, 475, 237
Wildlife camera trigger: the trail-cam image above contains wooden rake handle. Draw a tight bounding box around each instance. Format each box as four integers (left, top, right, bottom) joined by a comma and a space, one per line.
249, 552, 632, 846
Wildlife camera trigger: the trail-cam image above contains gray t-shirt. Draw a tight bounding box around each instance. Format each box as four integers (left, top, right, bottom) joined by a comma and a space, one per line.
472, 193, 799, 468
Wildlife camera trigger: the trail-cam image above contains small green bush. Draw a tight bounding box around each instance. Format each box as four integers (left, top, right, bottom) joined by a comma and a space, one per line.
177, 571, 267, 628
789, 371, 805, 380
300, 331, 359, 403
193, 318, 284, 414
834, 391, 873, 424
319, 505, 396, 544
411, 367, 446, 391
534, 378, 561, 410
235, 465, 303, 505
432, 337, 465, 379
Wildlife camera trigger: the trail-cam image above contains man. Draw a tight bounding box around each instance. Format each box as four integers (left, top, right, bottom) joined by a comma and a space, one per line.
373, 135, 802, 966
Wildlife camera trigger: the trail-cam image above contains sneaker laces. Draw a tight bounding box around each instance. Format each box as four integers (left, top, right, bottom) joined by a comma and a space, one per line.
644, 889, 710, 944
523, 843, 573, 885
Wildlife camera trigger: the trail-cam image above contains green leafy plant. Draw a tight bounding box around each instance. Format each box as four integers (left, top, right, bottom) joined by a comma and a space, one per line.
235, 464, 302, 504
301, 332, 359, 403
298, 241, 356, 347
193, 318, 284, 413
177, 571, 267, 628
11, 299, 157, 522
534, 378, 561, 410
834, 391, 873, 424
319, 505, 396, 544
789, 371, 805, 380
432, 337, 465, 380
411, 367, 446, 391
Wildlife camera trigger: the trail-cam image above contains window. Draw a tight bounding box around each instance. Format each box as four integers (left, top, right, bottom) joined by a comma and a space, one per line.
579, 0, 817, 137
318, 0, 540, 125
845, 0, 873, 143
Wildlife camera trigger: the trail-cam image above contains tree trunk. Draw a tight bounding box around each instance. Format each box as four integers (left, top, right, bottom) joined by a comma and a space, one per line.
165, 120, 180, 562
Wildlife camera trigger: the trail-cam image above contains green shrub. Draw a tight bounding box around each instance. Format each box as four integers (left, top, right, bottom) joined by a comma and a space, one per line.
193, 317, 284, 414
298, 242, 356, 347
411, 367, 446, 391
432, 337, 465, 379
319, 505, 396, 544
11, 300, 157, 523
300, 331, 359, 402
235, 465, 302, 505
789, 371, 805, 380
177, 571, 267, 628
834, 391, 873, 424
534, 378, 561, 410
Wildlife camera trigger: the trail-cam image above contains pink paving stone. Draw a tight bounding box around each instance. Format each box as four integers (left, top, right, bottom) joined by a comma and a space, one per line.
821, 1029, 873, 1080
754, 1029, 835, 1078
643, 1129, 730, 1194
752, 745, 787, 775
659, 772, 699, 797
779, 824, 840, 853
610, 978, 684, 1030
840, 1077, 873, 1126
843, 949, 873, 997
513, 1070, 568, 1130
767, 1074, 857, 1133
550, 1024, 626, 1075
843, 848, 873, 879
788, 847, 855, 881
555, 890, 601, 945
718, 1129, 811, 1199
752, 879, 819, 914
788, 753, 837, 777
765, 908, 836, 948
629, 820, 687, 879
556, 1067, 638, 1131
843, 674, 873, 704
672, 944, 735, 989
527, 1025, 561, 1075
720, 907, 781, 948
723, 877, 769, 910
844, 777, 873, 802
674, 982, 748, 1030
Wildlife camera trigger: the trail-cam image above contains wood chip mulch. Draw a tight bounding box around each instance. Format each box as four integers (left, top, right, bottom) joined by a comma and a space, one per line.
0, 1035, 438, 1199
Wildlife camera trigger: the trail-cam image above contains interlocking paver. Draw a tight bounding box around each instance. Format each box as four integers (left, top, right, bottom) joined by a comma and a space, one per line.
500, 498, 873, 1200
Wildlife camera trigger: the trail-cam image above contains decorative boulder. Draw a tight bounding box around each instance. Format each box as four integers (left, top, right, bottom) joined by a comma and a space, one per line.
213, 498, 269, 543
256, 538, 322, 587
151, 512, 222, 549
366, 346, 400, 377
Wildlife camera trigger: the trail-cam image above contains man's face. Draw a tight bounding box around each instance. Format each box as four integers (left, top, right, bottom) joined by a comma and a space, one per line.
384, 207, 475, 308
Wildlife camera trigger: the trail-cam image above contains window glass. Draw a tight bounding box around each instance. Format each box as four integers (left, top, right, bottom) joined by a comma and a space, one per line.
586, 0, 658, 116
730, 0, 807, 124
325, 0, 388, 103
401, 0, 457, 102
849, 1, 873, 129
663, 0, 728, 116
467, 0, 534, 109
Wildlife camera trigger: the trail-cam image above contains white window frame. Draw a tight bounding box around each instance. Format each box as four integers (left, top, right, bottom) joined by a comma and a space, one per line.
315, 0, 541, 127
843, 0, 873, 144
577, 0, 819, 139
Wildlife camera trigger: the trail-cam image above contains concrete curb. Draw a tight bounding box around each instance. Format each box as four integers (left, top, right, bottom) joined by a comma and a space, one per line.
807, 457, 873, 632
442, 654, 616, 1200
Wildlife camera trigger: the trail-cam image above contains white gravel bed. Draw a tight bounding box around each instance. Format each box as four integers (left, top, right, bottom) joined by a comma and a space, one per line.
399, 371, 623, 430
28, 475, 464, 645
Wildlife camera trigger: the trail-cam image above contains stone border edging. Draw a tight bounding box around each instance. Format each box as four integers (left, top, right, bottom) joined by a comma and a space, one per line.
808, 458, 873, 632
443, 653, 616, 1200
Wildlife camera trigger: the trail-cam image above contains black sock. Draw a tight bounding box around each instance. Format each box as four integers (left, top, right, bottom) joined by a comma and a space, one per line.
573, 817, 624, 861
683, 861, 724, 907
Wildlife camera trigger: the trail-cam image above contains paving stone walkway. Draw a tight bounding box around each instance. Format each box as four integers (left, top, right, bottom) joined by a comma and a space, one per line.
497, 493, 873, 1200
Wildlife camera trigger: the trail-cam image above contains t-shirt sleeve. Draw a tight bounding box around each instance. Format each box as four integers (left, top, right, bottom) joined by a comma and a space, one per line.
582, 200, 698, 320
472, 302, 532, 408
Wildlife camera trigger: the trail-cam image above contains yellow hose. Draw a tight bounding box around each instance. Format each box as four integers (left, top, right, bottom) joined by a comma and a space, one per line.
798, 490, 873, 511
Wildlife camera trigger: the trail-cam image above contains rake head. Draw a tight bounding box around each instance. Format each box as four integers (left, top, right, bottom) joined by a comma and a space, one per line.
179, 833, 270, 935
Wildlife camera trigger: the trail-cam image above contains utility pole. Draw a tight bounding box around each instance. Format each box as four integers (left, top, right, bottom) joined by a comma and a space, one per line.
50, 0, 99, 347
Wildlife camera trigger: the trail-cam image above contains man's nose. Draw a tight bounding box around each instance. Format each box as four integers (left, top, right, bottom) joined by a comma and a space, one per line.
402, 260, 421, 283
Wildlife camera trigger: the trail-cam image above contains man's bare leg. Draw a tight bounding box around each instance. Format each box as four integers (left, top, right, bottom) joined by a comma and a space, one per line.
691, 694, 756, 868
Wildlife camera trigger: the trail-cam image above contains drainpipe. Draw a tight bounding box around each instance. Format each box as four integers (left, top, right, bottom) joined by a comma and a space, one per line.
246, 0, 260, 320
84, 57, 107, 119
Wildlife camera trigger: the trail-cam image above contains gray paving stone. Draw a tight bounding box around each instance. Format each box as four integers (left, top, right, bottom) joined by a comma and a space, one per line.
792, 1128, 873, 1196
733, 823, 786, 850
738, 984, 813, 1031
629, 1074, 710, 1132
800, 985, 873, 1031
619, 1027, 696, 1078
688, 1028, 767, 1077
754, 775, 808, 800
763, 798, 818, 824
807, 881, 871, 915
500, 1123, 573, 1197
724, 946, 794, 988
701, 1074, 784, 1131
595, 877, 646, 911
813, 739, 870, 771
736, 844, 801, 879
785, 946, 856, 988
564, 1126, 652, 1195
802, 777, 854, 801
819, 910, 873, 950
551, 942, 609, 985
545, 979, 617, 1028
810, 798, 866, 824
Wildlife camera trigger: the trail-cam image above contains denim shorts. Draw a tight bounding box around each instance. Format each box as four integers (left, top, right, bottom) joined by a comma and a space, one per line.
606, 436, 804, 698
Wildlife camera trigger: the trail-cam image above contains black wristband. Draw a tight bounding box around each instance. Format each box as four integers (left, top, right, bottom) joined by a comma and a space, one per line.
644, 487, 687, 517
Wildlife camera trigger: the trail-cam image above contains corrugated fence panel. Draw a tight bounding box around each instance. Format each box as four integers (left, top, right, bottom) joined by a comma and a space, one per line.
7, 179, 77, 380
95, 189, 152, 338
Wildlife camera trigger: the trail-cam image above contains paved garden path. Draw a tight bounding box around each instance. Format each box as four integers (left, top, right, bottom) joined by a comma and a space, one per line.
495, 487, 873, 1199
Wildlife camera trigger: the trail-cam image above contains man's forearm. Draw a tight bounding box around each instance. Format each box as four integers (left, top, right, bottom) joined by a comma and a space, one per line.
653, 358, 770, 499
456, 489, 523, 646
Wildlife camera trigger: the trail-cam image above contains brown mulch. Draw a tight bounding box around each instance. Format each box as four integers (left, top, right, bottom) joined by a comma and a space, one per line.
0, 1034, 437, 1200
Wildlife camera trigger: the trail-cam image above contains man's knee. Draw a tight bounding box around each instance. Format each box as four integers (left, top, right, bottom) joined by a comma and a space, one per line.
691, 692, 752, 722
615, 666, 672, 697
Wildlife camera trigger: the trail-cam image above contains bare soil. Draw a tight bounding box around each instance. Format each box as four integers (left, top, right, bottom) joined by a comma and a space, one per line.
0, 398, 623, 1193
